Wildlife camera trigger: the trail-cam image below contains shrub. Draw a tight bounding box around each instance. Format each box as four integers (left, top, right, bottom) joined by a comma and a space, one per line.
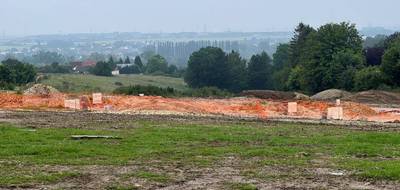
183, 87, 233, 98
113, 85, 233, 98
354, 66, 386, 91
114, 85, 177, 97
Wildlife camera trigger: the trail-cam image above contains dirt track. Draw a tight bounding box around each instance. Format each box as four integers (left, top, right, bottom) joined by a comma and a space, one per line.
1, 92, 400, 124
1, 110, 399, 131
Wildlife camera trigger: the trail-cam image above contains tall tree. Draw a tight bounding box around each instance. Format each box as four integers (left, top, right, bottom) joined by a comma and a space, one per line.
124, 56, 131, 64
381, 41, 400, 86
146, 55, 168, 74
272, 43, 291, 90
134, 56, 144, 72
226, 51, 247, 92
91, 61, 113, 76
185, 47, 230, 89
247, 52, 273, 90
288, 23, 315, 68
0, 59, 36, 85
289, 22, 364, 93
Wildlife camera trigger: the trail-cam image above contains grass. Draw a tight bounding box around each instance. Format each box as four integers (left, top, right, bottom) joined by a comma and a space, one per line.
1, 121, 400, 187
0, 163, 80, 187
225, 182, 258, 190
124, 171, 171, 183
40, 73, 188, 93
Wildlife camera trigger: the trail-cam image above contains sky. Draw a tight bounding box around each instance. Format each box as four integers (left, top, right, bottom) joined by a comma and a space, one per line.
0, 0, 399, 36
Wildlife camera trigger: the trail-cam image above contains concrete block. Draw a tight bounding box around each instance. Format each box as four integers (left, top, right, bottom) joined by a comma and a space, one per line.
327, 107, 343, 120
93, 93, 103, 104
288, 102, 298, 114
64, 99, 80, 110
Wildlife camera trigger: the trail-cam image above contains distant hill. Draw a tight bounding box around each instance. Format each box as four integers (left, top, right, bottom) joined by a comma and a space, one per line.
40, 74, 188, 93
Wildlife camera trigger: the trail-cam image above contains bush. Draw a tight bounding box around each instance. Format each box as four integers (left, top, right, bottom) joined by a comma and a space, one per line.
114, 85, 177, 97
354, 66, 387, 91
119, 65, 140, 74
90, 61, 113, 76
183, 87, 233, 98
0, 81, 15, 90
37, 62, 71, 73
113, 85, 233, 98
0, 59, 37, 87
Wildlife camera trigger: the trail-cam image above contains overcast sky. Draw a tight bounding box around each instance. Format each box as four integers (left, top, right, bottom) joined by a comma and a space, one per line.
1, 0, 399, 36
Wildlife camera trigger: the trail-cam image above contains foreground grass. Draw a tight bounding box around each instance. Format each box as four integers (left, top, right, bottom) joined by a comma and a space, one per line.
1, 121, 400, 187
40, 73, 188, 93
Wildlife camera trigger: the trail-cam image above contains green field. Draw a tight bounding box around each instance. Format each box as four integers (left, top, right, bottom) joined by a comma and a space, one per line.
40, 74, 188, 93
1, 115, 400, 189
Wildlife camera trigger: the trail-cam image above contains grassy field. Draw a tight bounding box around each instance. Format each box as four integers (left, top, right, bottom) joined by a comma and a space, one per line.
40, 73, 188, 93
1, 115, 400, 189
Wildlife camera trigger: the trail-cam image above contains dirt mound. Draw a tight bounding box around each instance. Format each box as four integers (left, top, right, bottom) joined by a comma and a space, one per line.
241, 90, 301, 100
311, 89, 352, 101
24, 84, 59, 97
343, 90, 400, 105
294, 92, 310, 100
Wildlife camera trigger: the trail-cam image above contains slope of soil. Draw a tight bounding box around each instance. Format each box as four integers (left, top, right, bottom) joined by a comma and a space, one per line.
343, 90, 400, 105
241, 90, 306, 100
311, 89, 352, 101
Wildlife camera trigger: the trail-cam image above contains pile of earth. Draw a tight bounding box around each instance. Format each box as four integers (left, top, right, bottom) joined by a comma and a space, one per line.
311, 89, 352, 101
241, 90, 310, 100
343, 90, 400, 105
23, 84, 60, 97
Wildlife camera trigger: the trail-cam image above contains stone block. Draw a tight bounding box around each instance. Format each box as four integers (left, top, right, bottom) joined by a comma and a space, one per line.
64, 99, 80, 110
327, 107, 343, 120
93, 93, 103, 104
288, 102, 298, 114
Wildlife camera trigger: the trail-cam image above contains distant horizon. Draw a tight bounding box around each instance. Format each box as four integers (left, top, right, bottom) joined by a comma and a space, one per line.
1, 26, 398, 39
1, 0, 400, 37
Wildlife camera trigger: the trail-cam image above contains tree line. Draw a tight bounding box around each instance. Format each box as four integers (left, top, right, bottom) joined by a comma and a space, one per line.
0, 59, 36, 90
185, 22, 400, 94
89, 54, 184, 77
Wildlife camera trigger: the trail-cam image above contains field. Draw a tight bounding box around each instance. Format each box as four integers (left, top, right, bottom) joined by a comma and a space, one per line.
40, 74, 188, 93
1, 111, 400, 189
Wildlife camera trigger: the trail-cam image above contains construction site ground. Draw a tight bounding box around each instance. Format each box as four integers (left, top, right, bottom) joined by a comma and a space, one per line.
1, 92, 400, 124
1, 111, 400, 189
1, 92, 400, 189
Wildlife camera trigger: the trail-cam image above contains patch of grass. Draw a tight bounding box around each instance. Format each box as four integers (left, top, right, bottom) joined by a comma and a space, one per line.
225, 182, 258, 190
2, 121, 400, 183
0, 164, 80, 187
338, 159, 400, 180
125, 171, 170, 183
40, 73, 188, 93
106, 185, 139, 190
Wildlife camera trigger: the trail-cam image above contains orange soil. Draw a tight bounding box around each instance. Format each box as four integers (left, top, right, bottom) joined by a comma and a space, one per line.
0, 93, 399, 123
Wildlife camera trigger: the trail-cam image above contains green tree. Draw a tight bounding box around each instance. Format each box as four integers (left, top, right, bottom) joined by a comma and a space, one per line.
381, 41, 400, 86
0, 59, 36, 89
184, 47, 230, 89
272, 43, 291, 90
354, 66, 386, 91
288, 23, 315, 68
134, 56, 144, 72
91, 61, 113, 76
146, 55, 168, 74
119, 65, 140, 74
124, 56, 131, 64
289, 22, 364, 93
226, 51, 247, 92
247, 52, 273, 90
